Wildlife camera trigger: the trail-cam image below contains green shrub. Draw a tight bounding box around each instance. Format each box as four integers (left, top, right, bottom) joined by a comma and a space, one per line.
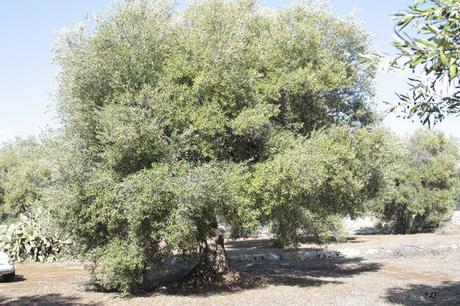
300, 212, 346, 244
0, 138, 51, 219
91, 239, 147, 294
372, 130, 460, 233
0, 214, 69, 262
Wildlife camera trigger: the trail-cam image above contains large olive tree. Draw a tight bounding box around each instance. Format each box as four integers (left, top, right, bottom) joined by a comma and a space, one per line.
51, 0, 385, 292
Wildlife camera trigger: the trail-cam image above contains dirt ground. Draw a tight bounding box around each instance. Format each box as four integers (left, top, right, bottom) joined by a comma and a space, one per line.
1, 233, 460, 306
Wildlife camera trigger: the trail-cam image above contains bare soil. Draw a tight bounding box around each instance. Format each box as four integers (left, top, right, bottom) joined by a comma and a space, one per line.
1, 233, 460, 306
226, 231, 460, 254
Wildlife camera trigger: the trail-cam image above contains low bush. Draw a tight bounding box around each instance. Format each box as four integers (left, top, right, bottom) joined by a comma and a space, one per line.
271, 209, 346, 247
90, 239, 147, 294
371, 130, 460, 234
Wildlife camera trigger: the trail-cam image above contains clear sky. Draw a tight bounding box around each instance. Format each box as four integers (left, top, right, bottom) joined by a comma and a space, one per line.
0, 0, 458, 143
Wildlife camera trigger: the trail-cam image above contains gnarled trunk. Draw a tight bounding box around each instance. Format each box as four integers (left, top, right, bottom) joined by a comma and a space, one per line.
184, 223, 229, 285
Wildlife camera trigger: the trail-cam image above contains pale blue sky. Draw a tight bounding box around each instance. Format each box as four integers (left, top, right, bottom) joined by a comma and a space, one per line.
0, 0, 458, 143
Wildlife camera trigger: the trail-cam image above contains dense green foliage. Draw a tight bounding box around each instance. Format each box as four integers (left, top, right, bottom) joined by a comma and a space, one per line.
0, 138, 51, 220
91, 238, 146, 293
252, 126, 395, 246
392, 0, 460, 125
47, 0, 384, 292
371, 130, 460, 234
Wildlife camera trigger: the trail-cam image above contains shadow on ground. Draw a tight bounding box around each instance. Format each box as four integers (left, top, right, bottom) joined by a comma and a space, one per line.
1, 274, 26, 283
0, 294, 101, 306
161, 256, 382, 297
344, 237, 366, 243
385, 281, 460, 305
355, 227, 380, 235
226, 238, 276, 251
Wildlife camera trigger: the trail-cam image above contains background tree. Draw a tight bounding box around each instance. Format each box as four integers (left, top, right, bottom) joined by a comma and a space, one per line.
51, 0, 382, 292
370, 130, 460, 233
392, 0, 460, 126
0, 138, 68, 263
0, 138, 50, 221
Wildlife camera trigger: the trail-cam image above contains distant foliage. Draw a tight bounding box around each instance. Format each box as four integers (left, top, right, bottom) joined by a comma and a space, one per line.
371, 130, 460, 234
0, 214, 69, 262
0, 138, 51, 219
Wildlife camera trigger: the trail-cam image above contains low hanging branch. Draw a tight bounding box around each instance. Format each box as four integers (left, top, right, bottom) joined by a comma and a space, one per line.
391, 0, 460, 126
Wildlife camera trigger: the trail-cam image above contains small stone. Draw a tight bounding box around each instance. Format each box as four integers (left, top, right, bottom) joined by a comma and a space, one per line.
365, 249, 379, 256
169, 257, 179, 264
228, 255, 240, 262
337, 248, 361, 258
299, 251, 314, 260
267, 253, 280, 261
241, 254, 252, 262
316, 251, 337, 259
281, 252, 294, 260
253, 253, 266, 261
322, 251, 339, 259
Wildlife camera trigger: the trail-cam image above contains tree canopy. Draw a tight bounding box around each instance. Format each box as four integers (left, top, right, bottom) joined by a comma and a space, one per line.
0, 138, 50, 220
46, 0, 387, 292
370, 130, 460, 233
54, 0, 378, 167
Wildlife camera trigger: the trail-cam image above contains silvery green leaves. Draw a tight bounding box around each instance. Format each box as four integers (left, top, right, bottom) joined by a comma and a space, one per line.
51, 0, 380, 292
369, 130, 460, 233
392, 0, 460, 126
252, 126, 395, 246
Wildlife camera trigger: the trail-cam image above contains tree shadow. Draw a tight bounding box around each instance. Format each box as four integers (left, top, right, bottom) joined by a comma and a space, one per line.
344, 237, 366, 243
385, 281, 460, 305
0, 294, 101, 306
355, 227, 380, 235
226, 238, 275, 251
159, 256, 381, 297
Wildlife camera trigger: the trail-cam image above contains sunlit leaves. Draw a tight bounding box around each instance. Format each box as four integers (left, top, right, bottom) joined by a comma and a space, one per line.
252, 126, 395, 246
392, 0, 460, 125
370, 130, 460, 233
49, 0, 382, 291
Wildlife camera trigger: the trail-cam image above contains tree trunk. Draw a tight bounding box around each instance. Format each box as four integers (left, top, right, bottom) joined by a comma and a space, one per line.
184, 223, 229, 285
